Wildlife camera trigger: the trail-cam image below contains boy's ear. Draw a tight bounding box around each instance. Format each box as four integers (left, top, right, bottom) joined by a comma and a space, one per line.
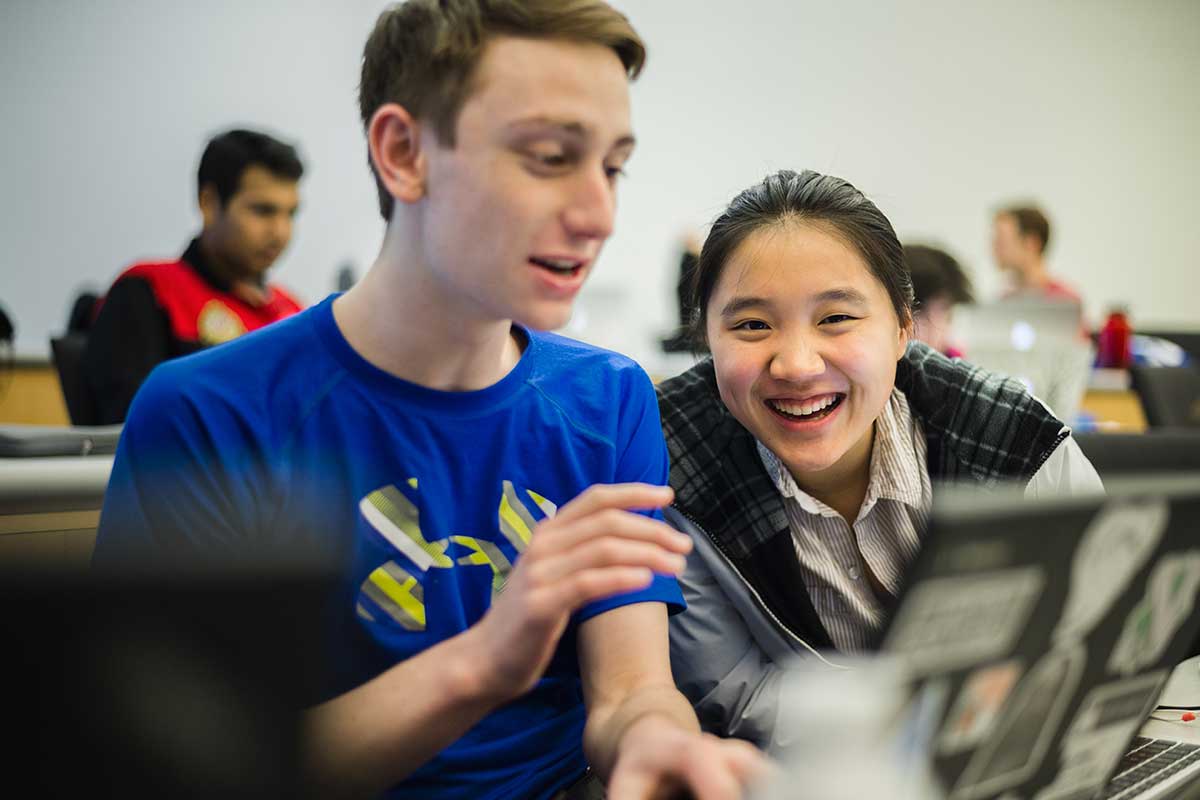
198, 183, 222, 228
368, 103, 428, 206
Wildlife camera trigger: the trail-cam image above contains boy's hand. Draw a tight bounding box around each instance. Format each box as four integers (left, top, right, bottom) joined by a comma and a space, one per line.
608, 715, 772, 800
467, 483, 691, 701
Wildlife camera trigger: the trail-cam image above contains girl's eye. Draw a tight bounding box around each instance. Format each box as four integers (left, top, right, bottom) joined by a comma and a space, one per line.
735, 320, 770, 331
604, 165, 627, 181
821, 314, 856, 325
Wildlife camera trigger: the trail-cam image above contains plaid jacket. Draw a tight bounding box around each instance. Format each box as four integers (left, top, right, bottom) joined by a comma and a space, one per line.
656, 340, 1068, 649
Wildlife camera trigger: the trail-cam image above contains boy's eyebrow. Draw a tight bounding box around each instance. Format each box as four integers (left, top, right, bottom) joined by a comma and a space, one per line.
506, 117, 636, 150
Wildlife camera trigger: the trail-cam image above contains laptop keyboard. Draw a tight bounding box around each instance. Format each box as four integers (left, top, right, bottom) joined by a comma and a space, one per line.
1100, 737, 1200, 799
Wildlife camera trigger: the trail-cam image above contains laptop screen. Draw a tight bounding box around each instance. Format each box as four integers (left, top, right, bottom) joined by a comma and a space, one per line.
880, 476, 1200, 800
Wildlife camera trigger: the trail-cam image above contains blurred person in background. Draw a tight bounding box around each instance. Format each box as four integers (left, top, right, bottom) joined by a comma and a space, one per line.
991, 204, 1081, 304
83, 129, 305, 424
903, 243, 974, 358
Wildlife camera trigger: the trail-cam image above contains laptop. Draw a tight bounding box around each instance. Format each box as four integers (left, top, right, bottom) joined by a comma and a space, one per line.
0, 559, 339, 798
879, 475, 1200, 800
953, 298, 1093, 424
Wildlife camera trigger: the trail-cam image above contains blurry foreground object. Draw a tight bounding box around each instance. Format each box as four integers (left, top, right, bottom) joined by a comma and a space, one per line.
755, 655, 943, 800
0, 559, 337, 798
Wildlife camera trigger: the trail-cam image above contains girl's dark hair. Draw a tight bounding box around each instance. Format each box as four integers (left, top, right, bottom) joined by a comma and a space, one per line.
686, 169, 913, 350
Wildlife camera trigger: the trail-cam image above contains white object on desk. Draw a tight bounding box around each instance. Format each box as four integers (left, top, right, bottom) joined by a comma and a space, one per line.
1141, 655, 1200, 745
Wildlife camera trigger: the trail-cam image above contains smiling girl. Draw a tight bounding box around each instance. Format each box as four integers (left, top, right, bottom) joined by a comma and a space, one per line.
656, 169, 1102, 749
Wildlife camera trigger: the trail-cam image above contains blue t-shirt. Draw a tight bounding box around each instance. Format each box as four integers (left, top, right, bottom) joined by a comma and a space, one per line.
94, 295, 684, 799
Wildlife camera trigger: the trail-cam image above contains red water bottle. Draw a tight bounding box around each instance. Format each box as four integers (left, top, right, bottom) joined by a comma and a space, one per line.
1097, 307, 1132, 368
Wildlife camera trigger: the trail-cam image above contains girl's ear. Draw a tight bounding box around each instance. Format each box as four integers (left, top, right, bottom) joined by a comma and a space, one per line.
896, 312, 913, 359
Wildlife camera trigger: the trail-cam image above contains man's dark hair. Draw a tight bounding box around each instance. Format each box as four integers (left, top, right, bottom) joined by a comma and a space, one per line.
687, 169, 914, 351
197, 129, 304, 206
359, 0, 646, 221
997, 205, 1051, 254
903, 244, 975, 311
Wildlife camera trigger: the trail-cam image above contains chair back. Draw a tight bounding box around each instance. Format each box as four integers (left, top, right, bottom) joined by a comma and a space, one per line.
50, 334, 97, 426
1130, 365, 1200, 428
1074, 429, 1200, 479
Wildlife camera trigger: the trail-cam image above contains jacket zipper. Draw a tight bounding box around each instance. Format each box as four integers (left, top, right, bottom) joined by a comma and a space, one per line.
1027, 429, 1071, 479
675, 506, 848, 670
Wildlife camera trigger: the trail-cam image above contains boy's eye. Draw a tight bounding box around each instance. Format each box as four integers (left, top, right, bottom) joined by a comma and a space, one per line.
604, 165, 627, 181
734, 320, 770, 331
524, 144, 574, 170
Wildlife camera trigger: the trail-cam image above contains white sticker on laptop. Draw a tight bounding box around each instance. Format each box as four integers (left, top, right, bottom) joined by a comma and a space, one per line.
1053, 498, 1167, 645
884, 566, 1044, 675
1033, 671, 1167, 800
1109, 550, 1200, 676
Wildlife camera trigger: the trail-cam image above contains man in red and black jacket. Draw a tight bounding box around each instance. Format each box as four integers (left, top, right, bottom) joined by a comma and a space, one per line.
84, 129, 305, 424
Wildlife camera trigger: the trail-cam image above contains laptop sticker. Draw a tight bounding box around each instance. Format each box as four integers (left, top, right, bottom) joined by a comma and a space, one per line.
950, 643, 1086, 800
1109, 551, 1200, 676
885, 566, 1045, 675
937, 660, 1024, 756
1053, 498, 1167, 645
1032, 671, 1167, 800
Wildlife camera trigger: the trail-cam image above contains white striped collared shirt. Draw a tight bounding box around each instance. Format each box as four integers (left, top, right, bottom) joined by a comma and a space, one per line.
757, 388, 932, 653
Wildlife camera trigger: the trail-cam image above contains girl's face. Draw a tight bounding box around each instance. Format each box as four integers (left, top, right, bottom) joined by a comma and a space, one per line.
705, 222, 910, 487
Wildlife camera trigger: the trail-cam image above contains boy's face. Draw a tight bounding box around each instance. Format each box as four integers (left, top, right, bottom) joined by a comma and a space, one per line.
415, 36, 634, 331
201, 165, 300, 282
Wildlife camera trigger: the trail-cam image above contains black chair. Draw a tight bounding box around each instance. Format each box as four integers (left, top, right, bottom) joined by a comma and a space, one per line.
1074, 429, 1200, 479
1130, 365, 1200, 428
1139, 329, 1200, 364
50, 334, 98, 426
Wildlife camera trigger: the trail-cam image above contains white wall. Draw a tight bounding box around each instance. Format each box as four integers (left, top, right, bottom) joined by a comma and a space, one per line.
3, 0, 1198, 365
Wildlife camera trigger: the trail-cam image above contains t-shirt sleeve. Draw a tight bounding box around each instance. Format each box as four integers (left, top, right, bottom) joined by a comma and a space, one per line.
91, 362, 267, 567
574, 367, 685, 623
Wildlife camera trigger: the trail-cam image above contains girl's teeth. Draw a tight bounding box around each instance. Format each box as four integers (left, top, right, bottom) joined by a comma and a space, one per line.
773, 396, 836, 417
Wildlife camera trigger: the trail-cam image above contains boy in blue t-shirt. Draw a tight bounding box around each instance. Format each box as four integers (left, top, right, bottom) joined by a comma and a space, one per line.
94, 1, 767, 798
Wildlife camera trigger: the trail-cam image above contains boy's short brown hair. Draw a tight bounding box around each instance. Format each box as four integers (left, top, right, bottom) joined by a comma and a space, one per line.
997, 205, 1052, 254
359, 0, 646, 220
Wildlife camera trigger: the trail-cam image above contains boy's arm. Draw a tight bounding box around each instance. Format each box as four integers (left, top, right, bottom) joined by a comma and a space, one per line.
579, 602, 770, 800
304, 483, 695, 799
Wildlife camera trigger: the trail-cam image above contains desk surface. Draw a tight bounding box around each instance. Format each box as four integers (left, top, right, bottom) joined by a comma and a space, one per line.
0, 455, 113, 511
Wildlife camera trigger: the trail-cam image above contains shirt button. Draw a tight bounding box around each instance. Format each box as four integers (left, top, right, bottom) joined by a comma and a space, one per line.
848, 567, 860, 581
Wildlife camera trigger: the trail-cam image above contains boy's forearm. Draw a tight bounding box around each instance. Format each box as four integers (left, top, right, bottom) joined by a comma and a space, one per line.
303, 626, 512, 799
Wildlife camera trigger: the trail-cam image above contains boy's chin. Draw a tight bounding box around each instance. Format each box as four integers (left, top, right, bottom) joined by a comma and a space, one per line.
512, 304, 574, 333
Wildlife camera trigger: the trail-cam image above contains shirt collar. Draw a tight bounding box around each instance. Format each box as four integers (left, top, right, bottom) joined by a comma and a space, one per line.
756, 388, 926, 519
182, 236, 233, 292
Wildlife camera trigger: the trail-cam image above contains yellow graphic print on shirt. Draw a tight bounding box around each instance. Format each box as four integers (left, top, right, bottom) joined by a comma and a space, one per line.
356, 479, 551, 631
